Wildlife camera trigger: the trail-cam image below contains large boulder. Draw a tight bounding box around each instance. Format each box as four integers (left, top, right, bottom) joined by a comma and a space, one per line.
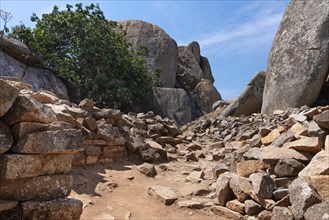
176, 46, 204, 90
0, 36, 43, 67
148, 87, 192, 125
22, 67, 68, 100
262, 0, 329, 114
0, 79, 19, 117
117, 20, 178, 88
222, 71, 265, 117
200, 56, 215, 83
193, 79, 221, 114
0, 50, 26, 78
187, 41, 201, 64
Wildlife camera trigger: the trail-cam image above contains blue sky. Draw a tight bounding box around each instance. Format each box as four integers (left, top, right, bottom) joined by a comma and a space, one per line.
0, 0, 290, 99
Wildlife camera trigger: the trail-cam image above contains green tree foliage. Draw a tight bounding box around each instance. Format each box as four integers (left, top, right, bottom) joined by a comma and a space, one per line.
10, 3, 157, 110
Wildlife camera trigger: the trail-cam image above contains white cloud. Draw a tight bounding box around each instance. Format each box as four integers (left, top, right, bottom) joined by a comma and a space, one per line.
189, 2, 288, 58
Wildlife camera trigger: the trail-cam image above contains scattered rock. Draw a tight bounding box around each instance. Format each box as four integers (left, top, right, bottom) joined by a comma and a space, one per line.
226, 199, 245, 214
274, 158, 305, 177
250, 173, 275, 199
211, 206, 243, 220
244, 199, 263, 215
289, 178, 322, 220
215, 173, 234, 206
137, 163, 157, 177
148, 186, 178, 205
271, 207, 294, 220
298, 151, 329, 181
304, 202, 329, 220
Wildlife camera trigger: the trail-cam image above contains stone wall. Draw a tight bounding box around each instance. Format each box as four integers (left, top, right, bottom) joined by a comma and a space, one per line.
0, 79, 83, 219
0, 77, 183, 219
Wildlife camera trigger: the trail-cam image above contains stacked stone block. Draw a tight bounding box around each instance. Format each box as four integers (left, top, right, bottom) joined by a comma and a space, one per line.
0, 79, 83, 219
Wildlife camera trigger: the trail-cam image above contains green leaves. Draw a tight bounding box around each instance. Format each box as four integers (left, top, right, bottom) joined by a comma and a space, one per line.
10, 3, 156, 110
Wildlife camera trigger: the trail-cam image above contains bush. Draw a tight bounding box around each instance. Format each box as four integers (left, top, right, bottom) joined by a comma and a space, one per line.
10, 3, 157, 110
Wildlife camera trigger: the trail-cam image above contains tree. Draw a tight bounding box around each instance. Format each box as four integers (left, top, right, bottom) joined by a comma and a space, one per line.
10, 3, 157, 110
0, 9, 13, 35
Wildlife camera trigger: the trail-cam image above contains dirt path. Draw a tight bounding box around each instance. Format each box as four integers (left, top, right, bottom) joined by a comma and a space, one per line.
70, 157, 224, 220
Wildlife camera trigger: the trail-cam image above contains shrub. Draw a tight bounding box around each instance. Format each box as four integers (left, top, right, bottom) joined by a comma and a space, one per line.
10, 3, 157, 110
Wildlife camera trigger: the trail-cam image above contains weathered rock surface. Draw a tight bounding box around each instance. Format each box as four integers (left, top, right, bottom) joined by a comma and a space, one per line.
298, 151, 329, 180
0, 154, 72, 180
243, 146, 311, 163
215, 173, 234, 206
309, 175, 329, 201
304, 202, 329, 220
21, 198, 83, 220
211, 206, 243, 220
0, 79, 19, 117
222, 71, 265, 117
274, 159, 305, 177
11, 129, 83, 154
289, 178, 322, 220
176, 46, 204, 90
2, 94, 57, 126
117, 20, 178, 88
0, 200, 18, 212
187, 41, 201, 64
149, 87, 191, 125
148, 186, 178, 205
0, 121, 13, 154
199, 56, 215, 83
250, 173, 275, 199
314, 110, 329, 129
262, 0, 329, 114
137, 163, 157, 177
271, 207, 294, 220
22, 67, 68, 100
193, 79, 221, 114
0, 174, 72, 201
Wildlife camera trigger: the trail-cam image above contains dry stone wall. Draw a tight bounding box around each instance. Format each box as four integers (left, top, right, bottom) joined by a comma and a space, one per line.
0, 76, 184, 219
0, 79, 83, 219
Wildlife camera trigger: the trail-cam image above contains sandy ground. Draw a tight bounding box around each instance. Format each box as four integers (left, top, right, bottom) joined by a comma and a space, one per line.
69, 156, 224, 220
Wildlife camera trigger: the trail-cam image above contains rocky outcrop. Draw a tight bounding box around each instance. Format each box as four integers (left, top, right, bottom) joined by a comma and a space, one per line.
176, 46, 204, 90
0, 36, 70, 100
117, 20, 178, 88
149, 87, 191, 125
262, 0, 329, 114
116, 21, 221, 124
222, 71, 265, 117
193, 79, 222, 114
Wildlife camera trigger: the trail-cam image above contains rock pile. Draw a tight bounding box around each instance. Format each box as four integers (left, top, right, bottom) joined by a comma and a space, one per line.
0, 79, 83, 219
145, 105, 329, 220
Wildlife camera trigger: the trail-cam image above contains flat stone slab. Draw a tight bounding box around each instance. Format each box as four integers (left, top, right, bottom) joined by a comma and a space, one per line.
21, 198, 83, 220
0, 154, 72, 180
299, 151, 329, 181
243, 146, 312, 163
0, 174, 72, 201
178, 183, 210, 197
11, 129, 83, 154
211, 206, 243, 220
148, 186, 178, 205
177, 199, 203, 209
2, 94, 57, 126
0, 200, 18, 212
